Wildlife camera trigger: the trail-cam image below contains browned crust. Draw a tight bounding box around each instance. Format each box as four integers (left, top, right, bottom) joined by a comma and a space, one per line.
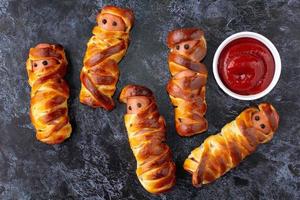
30, 45, 62, 59
80, 72, 115, 110
168, 53, 207, 74
119, 85, 154, 103
89, 60, 118, 85
192, 143, 208, 187
166, 72, 207, 101
84, 41, 126, 68
167, 28, 204, 48
40, 108, 67, 124
176, 118, 208, 137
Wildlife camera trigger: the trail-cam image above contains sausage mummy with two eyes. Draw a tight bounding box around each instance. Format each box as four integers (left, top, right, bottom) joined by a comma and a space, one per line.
26, 43, 72, 144
80, 6, 134, 110
119, 85, 176, 194
166, 28, 208, 137
184, 103, 279, 187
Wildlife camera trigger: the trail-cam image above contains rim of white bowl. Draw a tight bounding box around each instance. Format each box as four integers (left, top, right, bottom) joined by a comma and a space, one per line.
212, 31, 281, 101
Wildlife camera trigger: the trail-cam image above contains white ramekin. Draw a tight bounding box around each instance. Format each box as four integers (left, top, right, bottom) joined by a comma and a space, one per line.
212, 31, 281, 100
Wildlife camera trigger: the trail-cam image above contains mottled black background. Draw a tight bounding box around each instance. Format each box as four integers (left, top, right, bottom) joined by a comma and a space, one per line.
0, 0, 300, 199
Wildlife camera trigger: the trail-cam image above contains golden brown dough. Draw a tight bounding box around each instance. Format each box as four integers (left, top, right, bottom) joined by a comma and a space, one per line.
166, 28, 208, 137
184, 103, 279, 187
79, 5, 134, 110
26, 43, 72, 144
119, 85, 176, 194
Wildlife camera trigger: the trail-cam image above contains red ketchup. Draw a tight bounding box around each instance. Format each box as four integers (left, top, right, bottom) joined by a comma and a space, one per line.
218, 38, 275, 95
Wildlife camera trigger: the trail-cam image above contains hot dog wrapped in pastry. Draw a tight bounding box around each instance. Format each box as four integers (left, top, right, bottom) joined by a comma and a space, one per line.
119, 85, 176, 194
26, 43, 72, 144
166, 28, 208, 136
80, 5, 134, 110
184, 103, 279, 187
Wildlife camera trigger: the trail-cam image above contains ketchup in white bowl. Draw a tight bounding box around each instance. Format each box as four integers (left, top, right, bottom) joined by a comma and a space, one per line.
213, 32, 281, 100
218, 38, 275, 95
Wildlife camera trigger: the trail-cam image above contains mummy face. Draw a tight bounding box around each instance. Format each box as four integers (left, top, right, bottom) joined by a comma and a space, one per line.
252, 111, 271, 134
31, 58, 59, 72
173, 39, 207, 61
127, 96, 151, 114
98, 13, 126, 31
174, 40, 197, 53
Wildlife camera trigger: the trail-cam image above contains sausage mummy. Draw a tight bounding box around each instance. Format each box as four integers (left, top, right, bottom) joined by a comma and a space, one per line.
166, 28, 208, 136
119, 85, 176, 194
184, 103, 279, 187
80, 6, 134, 110
26, 43, 72, 144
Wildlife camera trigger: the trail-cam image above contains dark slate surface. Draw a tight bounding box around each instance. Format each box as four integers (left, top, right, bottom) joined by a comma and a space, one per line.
0, 0, 300, 199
